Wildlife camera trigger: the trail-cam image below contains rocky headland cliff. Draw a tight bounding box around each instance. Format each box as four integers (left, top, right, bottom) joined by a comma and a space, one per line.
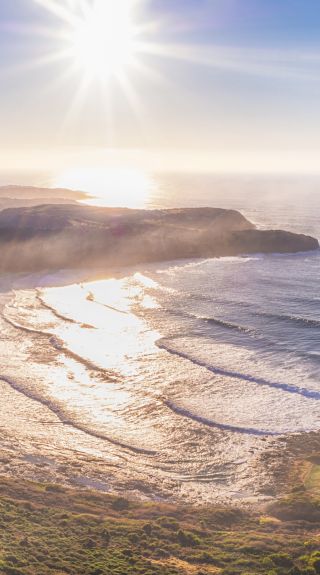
0, 203, 318, 272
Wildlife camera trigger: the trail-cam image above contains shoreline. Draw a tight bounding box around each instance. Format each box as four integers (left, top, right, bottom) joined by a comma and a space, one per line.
0, 266, 319, 510
0, 355, 318, 509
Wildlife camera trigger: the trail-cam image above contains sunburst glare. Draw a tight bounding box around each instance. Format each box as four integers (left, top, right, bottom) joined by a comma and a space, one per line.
29, 0, 156, 130
68, 0, 138, 80
28, 0, 214, 143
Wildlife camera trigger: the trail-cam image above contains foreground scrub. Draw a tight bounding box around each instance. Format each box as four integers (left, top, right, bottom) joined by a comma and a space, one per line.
0, 464, 318, 575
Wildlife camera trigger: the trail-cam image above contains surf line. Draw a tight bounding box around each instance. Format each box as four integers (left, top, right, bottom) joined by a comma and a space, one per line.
157, 338, 320, 400
0, 374, 157, 456
2, 310, 119, 383
259, 310, 320, 329
166, 307, 254, 334
36, 293, 87, 325
165, 400, 280, 436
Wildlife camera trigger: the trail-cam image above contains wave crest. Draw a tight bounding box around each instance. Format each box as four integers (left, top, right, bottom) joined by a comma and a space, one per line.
157, 337, 320, 400
165, 400, 280, 436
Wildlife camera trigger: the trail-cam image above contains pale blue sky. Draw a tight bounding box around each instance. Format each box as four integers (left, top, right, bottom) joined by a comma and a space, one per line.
1, 0, 320, 171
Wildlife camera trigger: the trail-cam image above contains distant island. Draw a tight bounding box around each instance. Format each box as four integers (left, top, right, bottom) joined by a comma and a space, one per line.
0, 193, 318, 272
0, 185, 88, 210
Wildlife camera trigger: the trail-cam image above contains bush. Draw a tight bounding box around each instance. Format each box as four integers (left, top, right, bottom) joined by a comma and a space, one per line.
111, 497, 129, 511
177, 529, 201, 547
157, 516, 180, 530
142, 523, 153, 536
270, 552, 293, 568
309, 556, 320, 574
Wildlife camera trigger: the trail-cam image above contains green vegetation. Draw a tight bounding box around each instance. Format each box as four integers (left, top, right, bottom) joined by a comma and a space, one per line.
304, 458, 320, 498
268, 454, 320, 525
0, 463, 318, 575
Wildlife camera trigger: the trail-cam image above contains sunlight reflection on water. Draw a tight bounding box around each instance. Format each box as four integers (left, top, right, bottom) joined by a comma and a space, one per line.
53, 167, 157, 208
42, 276, 160, 376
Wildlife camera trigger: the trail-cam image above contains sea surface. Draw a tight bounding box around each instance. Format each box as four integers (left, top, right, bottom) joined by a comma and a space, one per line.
0, 173, 319, 504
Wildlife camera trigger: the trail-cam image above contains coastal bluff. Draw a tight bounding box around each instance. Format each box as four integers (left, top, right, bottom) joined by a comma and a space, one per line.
0, 204, 318, 272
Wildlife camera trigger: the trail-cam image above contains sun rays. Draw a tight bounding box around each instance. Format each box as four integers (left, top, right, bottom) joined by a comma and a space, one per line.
11, 0, 315, 152
26, 0, 159, 140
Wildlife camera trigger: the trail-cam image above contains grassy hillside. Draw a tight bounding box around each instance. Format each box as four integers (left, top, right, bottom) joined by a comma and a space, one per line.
0, 458, 319, 575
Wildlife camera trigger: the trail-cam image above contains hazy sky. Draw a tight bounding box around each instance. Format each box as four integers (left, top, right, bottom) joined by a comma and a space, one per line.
1, 0, 320, 172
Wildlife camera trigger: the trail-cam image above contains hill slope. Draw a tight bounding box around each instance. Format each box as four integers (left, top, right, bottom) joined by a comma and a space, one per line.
0, 204, 317, 272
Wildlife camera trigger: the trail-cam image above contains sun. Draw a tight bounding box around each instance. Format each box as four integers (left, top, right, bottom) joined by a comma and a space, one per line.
31, 0, 163, 128
69, 0, 137, 79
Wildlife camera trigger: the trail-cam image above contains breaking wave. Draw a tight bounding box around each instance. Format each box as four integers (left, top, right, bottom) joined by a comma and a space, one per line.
157, 338, 320, 400
0, 373, 156, 456
258, 311, 320, 329
164, 400, 280, 436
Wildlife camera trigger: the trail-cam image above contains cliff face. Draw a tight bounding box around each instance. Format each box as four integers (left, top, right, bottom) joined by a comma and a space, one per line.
0, 204, 317, 272
228, 229, 319, 255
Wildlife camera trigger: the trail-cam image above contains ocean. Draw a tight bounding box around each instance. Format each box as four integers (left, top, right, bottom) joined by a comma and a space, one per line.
0, 173, 319, 504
